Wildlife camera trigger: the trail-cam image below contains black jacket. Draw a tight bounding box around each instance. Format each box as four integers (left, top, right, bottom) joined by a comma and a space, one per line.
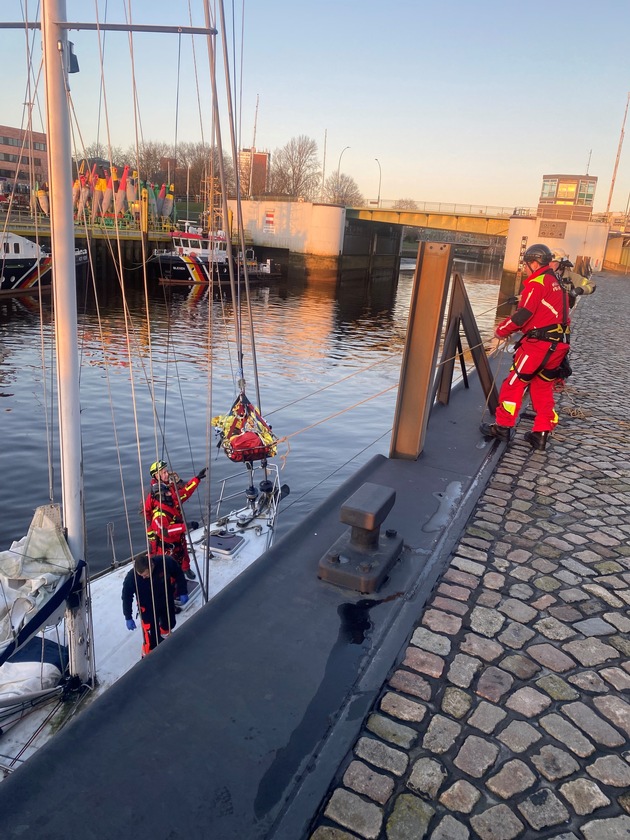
122, 555, 187, 626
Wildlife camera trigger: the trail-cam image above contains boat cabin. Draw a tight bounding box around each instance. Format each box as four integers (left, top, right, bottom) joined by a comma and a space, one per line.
1, 232, 43, 258
169, 229, 229, 263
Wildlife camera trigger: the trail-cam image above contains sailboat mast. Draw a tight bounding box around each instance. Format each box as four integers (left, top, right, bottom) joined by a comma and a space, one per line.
42, 0, 89, 680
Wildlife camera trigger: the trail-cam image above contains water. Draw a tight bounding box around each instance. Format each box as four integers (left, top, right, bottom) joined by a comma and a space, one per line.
0, 258, 502, 573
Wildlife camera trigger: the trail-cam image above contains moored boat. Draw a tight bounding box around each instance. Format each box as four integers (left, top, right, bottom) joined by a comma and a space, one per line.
0, 2, 288, 781
0, 231, 88, 294
150, 223, 281, 284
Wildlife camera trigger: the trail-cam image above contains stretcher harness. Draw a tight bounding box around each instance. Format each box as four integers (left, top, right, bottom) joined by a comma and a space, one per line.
212, 393, 277, 463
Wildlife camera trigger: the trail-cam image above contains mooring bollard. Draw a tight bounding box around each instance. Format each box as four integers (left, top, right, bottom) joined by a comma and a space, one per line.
317, 482, 403, 594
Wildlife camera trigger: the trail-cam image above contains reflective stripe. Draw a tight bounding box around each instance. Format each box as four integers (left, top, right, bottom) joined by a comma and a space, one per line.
501, 401, 517, 417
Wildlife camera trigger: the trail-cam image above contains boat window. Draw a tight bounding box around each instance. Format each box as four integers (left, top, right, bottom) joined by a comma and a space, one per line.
202, 240, 210, 249
3, 242, 9, 254
14, 242, 20, 253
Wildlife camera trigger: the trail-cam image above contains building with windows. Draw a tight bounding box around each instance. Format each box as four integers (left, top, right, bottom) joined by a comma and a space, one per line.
500, 173, 608, 302
0, 124, 48, 189
537, 173, 597, 221
238, 148, 270, 197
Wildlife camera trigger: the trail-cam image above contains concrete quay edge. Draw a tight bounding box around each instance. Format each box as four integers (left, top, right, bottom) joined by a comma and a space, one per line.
307, 272, 630, 840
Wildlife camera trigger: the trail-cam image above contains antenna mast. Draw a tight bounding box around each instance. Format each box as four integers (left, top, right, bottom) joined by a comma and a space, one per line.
606, 92, 630, 215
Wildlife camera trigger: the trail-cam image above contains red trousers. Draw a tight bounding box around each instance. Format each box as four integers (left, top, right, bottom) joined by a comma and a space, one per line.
495, 339, 570, 432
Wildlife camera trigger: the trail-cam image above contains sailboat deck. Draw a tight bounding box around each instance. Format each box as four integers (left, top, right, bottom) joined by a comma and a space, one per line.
0, 367, 502, 839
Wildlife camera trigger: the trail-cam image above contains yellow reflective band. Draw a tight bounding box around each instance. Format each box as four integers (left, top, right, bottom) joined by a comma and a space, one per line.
501, 401, 517, 417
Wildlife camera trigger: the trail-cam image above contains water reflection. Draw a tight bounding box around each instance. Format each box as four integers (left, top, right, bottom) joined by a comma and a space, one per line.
0, 259, 501, 571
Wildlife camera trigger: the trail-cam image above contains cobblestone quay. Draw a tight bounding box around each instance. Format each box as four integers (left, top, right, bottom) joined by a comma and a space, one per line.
309, 272, 630, 840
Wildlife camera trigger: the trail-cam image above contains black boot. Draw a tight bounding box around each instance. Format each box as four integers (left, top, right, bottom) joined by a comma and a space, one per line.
480, 422, 512, 441
524, 430, 550, 451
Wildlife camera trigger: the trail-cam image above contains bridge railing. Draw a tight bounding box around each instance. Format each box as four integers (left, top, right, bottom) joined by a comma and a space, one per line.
0, 207, 174, 238
359, 200, 534, 217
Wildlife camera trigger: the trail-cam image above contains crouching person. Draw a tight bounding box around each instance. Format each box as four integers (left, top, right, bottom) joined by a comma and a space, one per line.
122, 554, 188, 657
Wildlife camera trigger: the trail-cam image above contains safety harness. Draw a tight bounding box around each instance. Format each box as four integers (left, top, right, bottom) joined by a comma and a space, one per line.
514, 274, 571, 383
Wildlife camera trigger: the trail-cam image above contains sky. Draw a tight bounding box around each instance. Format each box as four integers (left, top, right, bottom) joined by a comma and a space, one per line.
2, 0, 630, 213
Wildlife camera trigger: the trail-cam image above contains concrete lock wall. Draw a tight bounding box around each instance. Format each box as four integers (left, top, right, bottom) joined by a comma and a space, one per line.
497, 215, 610, 315
504, 216, 609, 272
228, 200, 346, 257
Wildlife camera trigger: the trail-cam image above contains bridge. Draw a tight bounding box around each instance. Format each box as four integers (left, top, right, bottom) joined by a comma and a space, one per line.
347, 205, 511, 239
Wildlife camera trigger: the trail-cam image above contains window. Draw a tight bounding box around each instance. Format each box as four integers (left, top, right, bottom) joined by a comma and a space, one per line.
541, 179, 557, 199
557, 182, 577, 200
576, 180, 595, 206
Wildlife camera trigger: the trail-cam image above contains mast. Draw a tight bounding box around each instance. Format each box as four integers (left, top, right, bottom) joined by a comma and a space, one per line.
42, 0, 89, 681
606, 92, 630, 216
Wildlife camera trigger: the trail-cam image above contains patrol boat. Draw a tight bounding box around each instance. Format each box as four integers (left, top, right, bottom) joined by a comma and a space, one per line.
0, 1, 287, 779
0, 231, 88, 294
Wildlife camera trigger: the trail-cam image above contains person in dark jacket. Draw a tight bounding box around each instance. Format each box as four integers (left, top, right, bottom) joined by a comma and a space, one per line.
122, 554, 188, 656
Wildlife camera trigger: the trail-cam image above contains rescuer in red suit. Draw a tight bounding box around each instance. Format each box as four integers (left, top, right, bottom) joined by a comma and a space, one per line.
480, 243, 571, 451
144, 460, 206, 579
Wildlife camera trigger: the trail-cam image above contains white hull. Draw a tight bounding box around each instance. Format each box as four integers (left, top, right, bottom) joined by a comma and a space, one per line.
0, 464, 284, 779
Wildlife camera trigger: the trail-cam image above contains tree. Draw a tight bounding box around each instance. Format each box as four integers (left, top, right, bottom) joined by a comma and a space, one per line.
322, 172, 364, 207
78, 142, 126, 171
392, 198, 419, 210
268, 135, 320, 199
129, 141, 173, 185
172, 142, 235, 201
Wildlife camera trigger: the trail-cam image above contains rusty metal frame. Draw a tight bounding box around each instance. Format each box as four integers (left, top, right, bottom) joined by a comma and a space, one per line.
433, 272, 499, 413
389, 242, 452, 460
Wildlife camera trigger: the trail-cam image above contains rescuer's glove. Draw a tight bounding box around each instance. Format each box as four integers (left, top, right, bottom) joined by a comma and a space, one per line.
125, 618, 136, 631
197, 467, 207, 480
178, 594, 189, 605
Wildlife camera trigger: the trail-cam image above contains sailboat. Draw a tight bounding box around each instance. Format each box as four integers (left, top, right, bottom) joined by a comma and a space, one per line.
0, 1, 287, 779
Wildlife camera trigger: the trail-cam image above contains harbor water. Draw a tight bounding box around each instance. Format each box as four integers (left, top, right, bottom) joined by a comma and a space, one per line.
0, 257, 502, 573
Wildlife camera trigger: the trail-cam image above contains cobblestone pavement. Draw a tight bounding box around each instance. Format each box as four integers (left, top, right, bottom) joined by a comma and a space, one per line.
308, 272, 630, 840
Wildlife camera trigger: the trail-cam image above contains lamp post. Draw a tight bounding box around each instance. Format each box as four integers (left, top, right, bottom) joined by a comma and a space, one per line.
337, 146, 350, 201
375, 158, 382, 207
186, 164, 190, 223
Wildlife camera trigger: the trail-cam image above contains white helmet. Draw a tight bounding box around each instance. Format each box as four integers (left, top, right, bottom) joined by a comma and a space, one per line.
550, 248, 568, 262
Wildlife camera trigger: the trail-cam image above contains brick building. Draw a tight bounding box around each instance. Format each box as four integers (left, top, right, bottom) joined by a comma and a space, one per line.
0, 124, 48, 189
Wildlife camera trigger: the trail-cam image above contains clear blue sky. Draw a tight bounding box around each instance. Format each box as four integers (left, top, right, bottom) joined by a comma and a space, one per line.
2, 0, 630, 212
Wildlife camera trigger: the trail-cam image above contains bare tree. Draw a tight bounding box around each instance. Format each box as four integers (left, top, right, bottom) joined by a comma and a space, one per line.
79, 142, 126, 170
323, 172, 364, 207
268, 135, 320, 199
172, 142, 234, 200
127, 141, 173, 185
392, 198, 419, 210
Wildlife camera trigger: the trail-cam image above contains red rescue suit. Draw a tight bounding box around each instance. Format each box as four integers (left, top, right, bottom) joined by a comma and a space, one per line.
144, 475, 200, 572
494, 265, 570, 432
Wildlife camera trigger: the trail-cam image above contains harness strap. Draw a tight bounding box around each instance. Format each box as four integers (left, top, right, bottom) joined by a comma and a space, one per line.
514, 342, 559, 383
525, 323, 570, 342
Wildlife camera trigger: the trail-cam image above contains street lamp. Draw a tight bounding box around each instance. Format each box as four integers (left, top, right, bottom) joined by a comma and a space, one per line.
186, 164, 191, 223
337, 146, 350, 199
375, 158, 382, 207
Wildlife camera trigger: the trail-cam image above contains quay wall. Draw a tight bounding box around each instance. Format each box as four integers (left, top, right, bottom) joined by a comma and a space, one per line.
504, 215, 609, 272
228, 200, 345, 257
